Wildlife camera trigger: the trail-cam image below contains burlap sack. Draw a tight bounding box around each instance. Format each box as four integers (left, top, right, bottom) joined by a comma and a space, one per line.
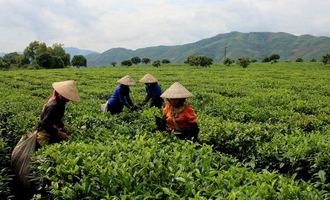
11, 131, 37, 186
100, 103, 108, 112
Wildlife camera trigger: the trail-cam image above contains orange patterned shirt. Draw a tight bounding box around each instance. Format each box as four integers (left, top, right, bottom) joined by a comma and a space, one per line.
163, 103, 197, 131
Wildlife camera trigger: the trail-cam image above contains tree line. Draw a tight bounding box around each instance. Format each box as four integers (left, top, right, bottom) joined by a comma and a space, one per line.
221, 53, 330, 68
113, 57, 170, 67
0, 41, 87, 70
1, 40, 329, 70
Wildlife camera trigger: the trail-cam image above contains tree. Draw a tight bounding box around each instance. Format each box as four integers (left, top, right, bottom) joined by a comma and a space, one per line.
152, 60, 161, 67
262, 57, 270, 62
185, 55, 199, 66
23, 41, 70, 68
51, 56, 65, 68
0, 52, 29, 69
72, 55, 87, 67
35, 52, 65, 69
223, 57, 234, 66
111, 62, 117, 67
65, 54, 71, 66
236, 57, 250, 68
263, 54, 280, 63
296, 58, 304, 62
0, 59, 10, 70
23, 41, 47, 63
121, 60, 132, 67
310, 58, 317, 62
321, 53, 330, 65
20, 57, 30, 66
185, 55, 212, 67
269, 54, 280, 63
51, 43, 70, 66
131, 56, 141, 65
161, 59, 170, 64
3, 52, 22, 65
142, 57, 151, 64
199, 56, 213, 67
36, 52, 53, 68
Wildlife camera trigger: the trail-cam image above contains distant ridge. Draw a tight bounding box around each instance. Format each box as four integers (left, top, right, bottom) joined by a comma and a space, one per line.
86, 32, 330, 66
64, 47, 98, 57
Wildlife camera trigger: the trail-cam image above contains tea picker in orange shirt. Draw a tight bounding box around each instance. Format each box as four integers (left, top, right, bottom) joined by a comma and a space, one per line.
157, 82, 199, 141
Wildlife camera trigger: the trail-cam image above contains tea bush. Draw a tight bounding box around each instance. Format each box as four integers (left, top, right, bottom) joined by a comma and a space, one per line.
32, 135, 323, 199
0, 139, 13, 199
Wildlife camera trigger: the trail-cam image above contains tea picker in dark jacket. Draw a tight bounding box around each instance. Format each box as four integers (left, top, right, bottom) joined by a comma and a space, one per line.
12, 80, 80, 200
36, 80, 80, 147
139, 73, 164, 108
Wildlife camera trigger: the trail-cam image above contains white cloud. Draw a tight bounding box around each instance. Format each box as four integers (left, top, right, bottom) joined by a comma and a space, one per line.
0, 0, 329, 53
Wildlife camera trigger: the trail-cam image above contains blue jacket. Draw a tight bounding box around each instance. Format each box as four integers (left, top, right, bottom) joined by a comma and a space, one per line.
145, 83, 162, 99
107, 85, 133, 109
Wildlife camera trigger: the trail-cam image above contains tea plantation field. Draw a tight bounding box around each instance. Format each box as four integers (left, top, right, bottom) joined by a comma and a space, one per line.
1, 62, 330, 199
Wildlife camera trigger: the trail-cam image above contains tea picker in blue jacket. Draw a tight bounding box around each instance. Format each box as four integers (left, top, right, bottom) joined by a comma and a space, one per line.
139, 73, 164, 108
104, 75, 136, 114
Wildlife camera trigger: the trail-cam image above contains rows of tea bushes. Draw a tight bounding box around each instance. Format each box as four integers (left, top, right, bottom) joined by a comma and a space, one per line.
31, 135, 322, 199
194, 63, 330, 185
199, 116, 330, 185
0, 138, 13, 199
0, 62, 329, 198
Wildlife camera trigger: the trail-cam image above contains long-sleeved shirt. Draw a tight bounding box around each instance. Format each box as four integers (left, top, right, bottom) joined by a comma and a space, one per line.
37, 99, 65, 137
145, 84, 162, 99
107, 85, 133, 109
144, 83, 164, 108
163, 103, 197, 131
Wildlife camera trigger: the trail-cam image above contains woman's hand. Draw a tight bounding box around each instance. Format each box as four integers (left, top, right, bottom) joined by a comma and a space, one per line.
58, 131, 69, 141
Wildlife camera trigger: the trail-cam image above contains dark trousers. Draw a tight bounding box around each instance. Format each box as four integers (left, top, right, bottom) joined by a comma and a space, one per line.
175, 125, 199, 142
150, 97, 164, 108
156, 117, 199, 142
107, 104, 123, 114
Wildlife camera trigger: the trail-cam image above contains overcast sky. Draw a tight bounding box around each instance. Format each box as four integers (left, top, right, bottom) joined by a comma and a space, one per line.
0, 0, 329, 53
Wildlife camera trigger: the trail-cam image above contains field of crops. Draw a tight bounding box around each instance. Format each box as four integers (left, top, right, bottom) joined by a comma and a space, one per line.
1, 62, 330, 199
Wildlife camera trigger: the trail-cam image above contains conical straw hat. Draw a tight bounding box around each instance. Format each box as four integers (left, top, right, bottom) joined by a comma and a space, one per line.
160, 82, 193, 99
52, 80, 80, 102
139, 74, 158, 83
117, 75, 136, 86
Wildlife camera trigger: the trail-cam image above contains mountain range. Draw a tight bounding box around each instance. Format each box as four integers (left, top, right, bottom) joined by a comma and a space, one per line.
85, 32, 330, 66
64, 47, 98, 57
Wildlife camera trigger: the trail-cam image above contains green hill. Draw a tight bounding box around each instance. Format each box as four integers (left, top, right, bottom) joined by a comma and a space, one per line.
64, 47, 98, 57
86, 32, 330, 66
